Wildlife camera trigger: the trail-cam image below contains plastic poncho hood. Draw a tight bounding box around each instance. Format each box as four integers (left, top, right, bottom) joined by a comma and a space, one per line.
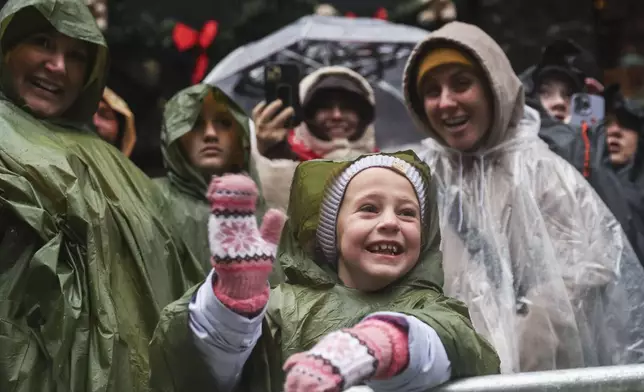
149, 151, 501, 392
0, 0, 109, 125
157, 84, 266, 269
161, 84, 257, 199
0, 1, 204, 391
404, 22, 525, 152
403, 21, 644, 372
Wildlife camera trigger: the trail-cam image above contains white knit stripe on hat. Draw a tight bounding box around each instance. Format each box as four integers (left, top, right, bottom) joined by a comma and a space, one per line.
317, 155, 427, 264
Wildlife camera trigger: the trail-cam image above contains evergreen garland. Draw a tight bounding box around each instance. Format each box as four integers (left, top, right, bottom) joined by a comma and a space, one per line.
104, 2, 177, 51
104, 0, 317, 67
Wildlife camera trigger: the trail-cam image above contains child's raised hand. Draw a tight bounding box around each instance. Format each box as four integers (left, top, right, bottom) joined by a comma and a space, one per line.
207, 174, 286, 316
283, 317, 410, 392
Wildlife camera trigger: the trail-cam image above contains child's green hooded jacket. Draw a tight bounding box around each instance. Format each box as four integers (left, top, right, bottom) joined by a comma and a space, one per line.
149, 151, 500, 392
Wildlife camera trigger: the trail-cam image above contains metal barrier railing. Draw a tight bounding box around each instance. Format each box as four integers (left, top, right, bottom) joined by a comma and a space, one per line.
343, 364, 644, 392
431, 364, 644, 392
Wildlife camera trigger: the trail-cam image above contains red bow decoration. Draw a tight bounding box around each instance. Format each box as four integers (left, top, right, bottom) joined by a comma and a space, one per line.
373, 7, 388, 20
344, 8, 388, 20
173, 20, 219, 84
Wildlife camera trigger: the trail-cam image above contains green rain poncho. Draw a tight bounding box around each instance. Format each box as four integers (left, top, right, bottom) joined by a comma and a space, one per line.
0, 1, 204, 391
155, 84, 266, 271
149, 151, 500, 392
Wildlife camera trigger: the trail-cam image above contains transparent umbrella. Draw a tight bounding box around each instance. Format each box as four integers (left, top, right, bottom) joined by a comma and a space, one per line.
204, 15, 430, 150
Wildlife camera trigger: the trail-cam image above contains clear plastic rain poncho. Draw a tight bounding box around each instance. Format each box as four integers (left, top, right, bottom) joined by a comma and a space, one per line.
403, 21, 644, 373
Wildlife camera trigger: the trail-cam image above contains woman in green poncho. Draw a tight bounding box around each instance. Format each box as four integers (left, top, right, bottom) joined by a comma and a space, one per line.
149, 151, 500, 392
0, 0, 203, 390
155, 84, 267, 270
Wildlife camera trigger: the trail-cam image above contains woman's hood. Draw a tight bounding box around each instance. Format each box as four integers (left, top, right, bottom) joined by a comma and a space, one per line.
0, 0, 109, 125
403, 21, 525, 151
277, 150, 445, 292
300, 66, 376, 107
161, 83, 255, 200
297, 66, 377, 155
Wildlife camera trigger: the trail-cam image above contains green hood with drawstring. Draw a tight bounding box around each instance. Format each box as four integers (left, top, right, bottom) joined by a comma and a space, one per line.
0, 1, 204, 391
155, 84, 267, 270
148, 150, 500, 392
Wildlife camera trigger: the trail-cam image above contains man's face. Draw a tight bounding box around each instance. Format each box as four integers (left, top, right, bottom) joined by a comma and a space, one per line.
179, 93, 245, 177
5, 30, 89, 119
93, 100, 119, 144
606, 119, 639, 166
312, 90, 361, 140
538, 76, 573, 123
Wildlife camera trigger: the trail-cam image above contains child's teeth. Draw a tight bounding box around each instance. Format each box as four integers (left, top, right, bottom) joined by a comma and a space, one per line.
369, 244, 401, 255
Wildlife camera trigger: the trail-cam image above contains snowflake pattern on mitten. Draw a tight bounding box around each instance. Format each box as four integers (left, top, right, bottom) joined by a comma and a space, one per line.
207, 174, 286, 315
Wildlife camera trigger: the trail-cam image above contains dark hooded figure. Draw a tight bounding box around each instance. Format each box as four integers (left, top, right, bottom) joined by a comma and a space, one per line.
525, 39, 589, 124
520, 39, 604, 177
589, 84, 644, 264
601, 84, 644, 184
522, 40, 644, 266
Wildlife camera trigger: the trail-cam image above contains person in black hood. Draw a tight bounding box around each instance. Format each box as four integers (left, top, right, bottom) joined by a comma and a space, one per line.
522, 41, 644, 266
591, 84, 644, 264
522, 39, 602, 124
602, 84, 644, 184
520, 39, 605, 177
531, 43, 586, 123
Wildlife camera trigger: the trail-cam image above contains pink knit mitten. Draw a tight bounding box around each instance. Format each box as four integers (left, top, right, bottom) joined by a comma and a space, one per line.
207, 174, 286, 316
283, 317, 410, 392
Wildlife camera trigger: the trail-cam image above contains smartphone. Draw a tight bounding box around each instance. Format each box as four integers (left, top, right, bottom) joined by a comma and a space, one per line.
569, 93, 605, 128
264, 62, 302, 128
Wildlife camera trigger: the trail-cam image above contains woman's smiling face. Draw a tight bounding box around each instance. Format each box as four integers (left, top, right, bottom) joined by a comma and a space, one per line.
5, 30, 89, 119
420, 64, 492, 151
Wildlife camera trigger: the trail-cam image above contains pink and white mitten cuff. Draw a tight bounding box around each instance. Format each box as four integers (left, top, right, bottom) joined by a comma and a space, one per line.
283, 318, 410, 391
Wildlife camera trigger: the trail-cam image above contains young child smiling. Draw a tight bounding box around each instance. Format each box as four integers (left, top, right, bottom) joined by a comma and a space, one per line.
149, 151, 500, 392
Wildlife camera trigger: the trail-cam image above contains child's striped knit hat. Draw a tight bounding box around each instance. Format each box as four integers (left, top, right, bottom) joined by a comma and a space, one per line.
317, 154, 428, 264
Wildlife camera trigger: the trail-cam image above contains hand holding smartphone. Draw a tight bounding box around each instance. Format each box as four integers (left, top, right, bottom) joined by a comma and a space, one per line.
251, 63, 303, 155
569, 93, 605, 128
263, 62, 302, 129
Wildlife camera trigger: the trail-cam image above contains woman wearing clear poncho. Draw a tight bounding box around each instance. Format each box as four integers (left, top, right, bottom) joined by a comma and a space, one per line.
402, 21, 644, 372
0, 0, 203, 390
155, 84, 267, 270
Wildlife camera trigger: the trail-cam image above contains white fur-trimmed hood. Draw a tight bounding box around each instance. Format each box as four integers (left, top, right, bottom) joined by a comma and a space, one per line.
295, 66, 376, 157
